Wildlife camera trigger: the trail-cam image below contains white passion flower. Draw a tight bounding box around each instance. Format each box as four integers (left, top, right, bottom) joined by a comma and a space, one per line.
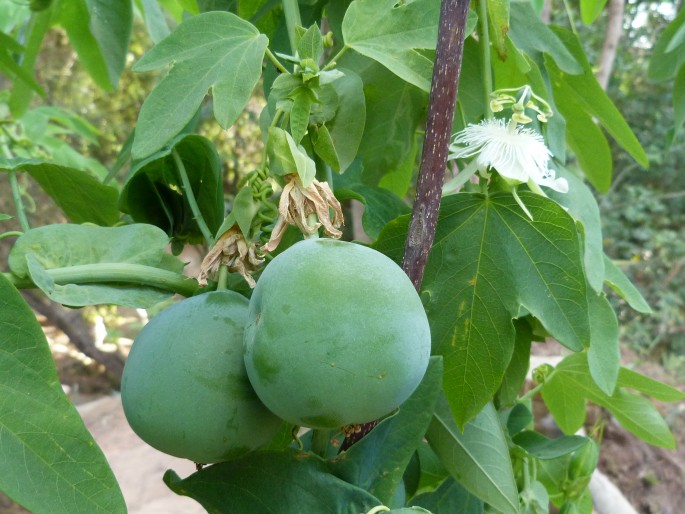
449, 118, 569, 194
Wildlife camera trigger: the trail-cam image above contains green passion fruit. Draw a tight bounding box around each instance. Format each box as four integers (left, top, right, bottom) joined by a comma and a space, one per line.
243, 238, 431, 429
121, 291, 282, 463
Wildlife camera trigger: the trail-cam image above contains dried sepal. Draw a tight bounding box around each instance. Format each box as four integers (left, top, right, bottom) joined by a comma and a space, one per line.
198, 227, 264, 288
262, 174, 344, 252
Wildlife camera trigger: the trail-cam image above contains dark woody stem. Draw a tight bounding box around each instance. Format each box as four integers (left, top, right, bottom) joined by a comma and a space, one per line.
341, 0, 471, 451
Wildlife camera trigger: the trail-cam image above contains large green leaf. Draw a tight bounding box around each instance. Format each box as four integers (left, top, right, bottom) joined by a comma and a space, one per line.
342, 0, 440, 91
333, 163, 411, 240
555, 93, 613, 193
603, 256, 651, 313
132, 11, 268, 158
586, 291, 619, 396
8, 224, 193, 308
120, 134, 224, 244
0, 159, 119, 226
673, 63, 685, 141
8, 10, 50, 116
375, 192, 589, 426
512, 431, 587, 460
541, 353, 680, 448
488, 0, 510, 59
409, 477, 483, 514
548, 167, 604, 291
0, 274, 126, 513
648, 8, 685, 82
340, 53, 427, 185
326, 68, 366, 173
164, 449, 380, 513
0, 33, 46, 97
329, 357, 443, 504
56, 0, 132, 90
546, 27, 649, 169
426, 398, 519, 514
617, 368, 685, 402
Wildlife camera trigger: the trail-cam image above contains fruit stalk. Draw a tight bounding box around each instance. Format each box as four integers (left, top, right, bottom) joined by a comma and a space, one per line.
402, 0, 472, 291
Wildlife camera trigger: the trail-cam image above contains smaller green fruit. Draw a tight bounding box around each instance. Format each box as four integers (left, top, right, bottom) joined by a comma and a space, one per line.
121, 291, 282, 464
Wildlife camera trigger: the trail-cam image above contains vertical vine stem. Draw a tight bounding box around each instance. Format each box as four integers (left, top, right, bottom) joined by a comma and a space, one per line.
402, 0, 472, 290
282, 0, 303, 54
171, 149, 215, 247
9, 171, 30, 232
342, 0, 471, 452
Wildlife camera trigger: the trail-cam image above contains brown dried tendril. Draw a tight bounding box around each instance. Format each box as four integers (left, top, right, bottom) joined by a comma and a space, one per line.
198, 227, 264, 288
262, 174, 344, 253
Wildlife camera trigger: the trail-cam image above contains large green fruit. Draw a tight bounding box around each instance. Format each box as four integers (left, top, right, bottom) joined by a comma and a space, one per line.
121, 291, 282, 463
244, 238, 431, 428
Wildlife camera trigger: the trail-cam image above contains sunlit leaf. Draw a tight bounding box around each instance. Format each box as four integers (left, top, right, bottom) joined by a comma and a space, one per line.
603, 256, 651, 313
427, 398, 518, 514
132, 11, 268, 158
0, 274, 126, 513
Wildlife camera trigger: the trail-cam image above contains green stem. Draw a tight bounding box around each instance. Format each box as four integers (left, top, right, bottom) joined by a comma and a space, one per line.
171, 148, 214, 246
4, 263, 198, 297
0, 231, 22, 240
306, 213, 319, 238
322, 45, 349, 71
477, 0, 494, 118
516, 370, 556, 404
282, 0, 302, 55
311, 429, 330, 457
217, 265, 229, 290
9, 172, 30, 232
265, 47, 289, 74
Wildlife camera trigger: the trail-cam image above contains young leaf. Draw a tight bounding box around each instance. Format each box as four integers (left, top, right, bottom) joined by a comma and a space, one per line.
376, 192, 589, 426
0, 160, 119, 226
164, 449, 380, 513
541, 353, 679, 448
342, 0, 441, 91
312, 124, 341, 171
0, 273, 126, 514
603, 255, 651, 313
427, 398, 519, 514
289, 86, 318, 144
329, 357, 443, 504
131, 11, 268, 158
266, 127, 317, 186
57, 0, 132, 90
119, 134, 224, 244
0, 213, 12, 220
8, 224, 193, 308
587, 291, 620, 396
546, 27, 649, 169
297, 23, 324, 63
409, 477, 484, 514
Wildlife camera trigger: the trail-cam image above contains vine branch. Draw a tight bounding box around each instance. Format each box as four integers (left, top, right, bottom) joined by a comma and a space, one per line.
402, 0, 471, 290
342, 0, 471, 452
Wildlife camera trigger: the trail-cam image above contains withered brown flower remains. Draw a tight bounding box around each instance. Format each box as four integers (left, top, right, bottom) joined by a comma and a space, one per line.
262, 174, 343, 253
198, 227, 264, 288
